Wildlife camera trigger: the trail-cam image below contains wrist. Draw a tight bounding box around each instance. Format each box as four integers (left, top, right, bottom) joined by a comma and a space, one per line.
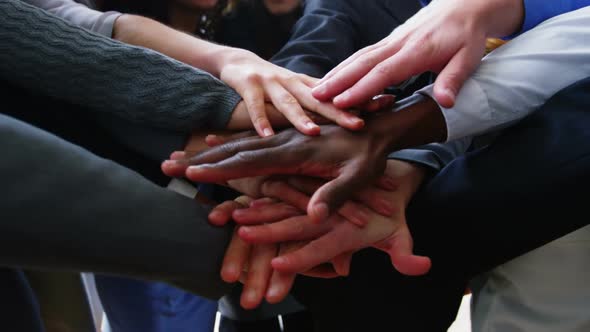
385, 159, 427, 204
366, 95, 447, 154
190, 43, 233, 78
474, 0, 525, 37
207, 47, 250, 78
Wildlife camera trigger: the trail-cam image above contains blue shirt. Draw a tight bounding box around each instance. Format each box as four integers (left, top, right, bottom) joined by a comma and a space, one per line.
420, 0, 590, 34
521, 0, 590, 32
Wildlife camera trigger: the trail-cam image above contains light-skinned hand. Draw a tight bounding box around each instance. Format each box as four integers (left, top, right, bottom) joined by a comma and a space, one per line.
312, 0, 524, 108
217, 48, 396, 136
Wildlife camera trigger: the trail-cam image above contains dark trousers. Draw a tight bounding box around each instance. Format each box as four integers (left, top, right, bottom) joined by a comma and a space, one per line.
292, 78, 590, 331
0, 269, 45, 332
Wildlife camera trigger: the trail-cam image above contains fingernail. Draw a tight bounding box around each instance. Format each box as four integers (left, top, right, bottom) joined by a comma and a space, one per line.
373, 94, 396, 101
232, 208, 245, 217
266, 285, 281, 300
442, 88, 455, 101
312, 84, 326, 95
208, 210, 222, 220
186, 166, 204, 179
378, 199, 394, 215
222, 264, 238, 281
306, 122, 318, 130
271, 257, 286, 267
238, 226, 251, 236
263, 128, 274, 137
350, 118, 364, 127
333, 91, 349, 105
245, 289, 258, 303
170, 151, 186, 160
312, 203, 329, 222
162, 160, 175, 168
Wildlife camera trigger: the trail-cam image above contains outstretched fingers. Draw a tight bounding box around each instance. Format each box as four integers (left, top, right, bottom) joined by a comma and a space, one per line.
238, 215, 329, 244
185, 145, 294, 183
270, 223, 352, 273
240, 243, 277, 309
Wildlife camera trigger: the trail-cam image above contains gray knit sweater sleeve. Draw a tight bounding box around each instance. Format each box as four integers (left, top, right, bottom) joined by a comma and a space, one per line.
0, 0, 242, 132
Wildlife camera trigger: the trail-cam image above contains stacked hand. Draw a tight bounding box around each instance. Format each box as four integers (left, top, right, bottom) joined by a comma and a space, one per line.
216, 48, 395, 136
163, 124, 393, 224
311, 0, 524, 108
163, 94, 444, 225
202, 160, 432, 308
167, 141, 432, 306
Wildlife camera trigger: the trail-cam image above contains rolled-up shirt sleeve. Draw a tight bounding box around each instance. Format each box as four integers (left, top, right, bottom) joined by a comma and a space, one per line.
23, 0, 121, 37
418, 6, 590, 142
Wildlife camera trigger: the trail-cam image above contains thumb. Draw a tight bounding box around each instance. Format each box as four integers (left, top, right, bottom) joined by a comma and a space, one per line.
433, 44, 484, 108
374, 225, 431, 276
331, 252, 354, 276
308, 169, 369, 223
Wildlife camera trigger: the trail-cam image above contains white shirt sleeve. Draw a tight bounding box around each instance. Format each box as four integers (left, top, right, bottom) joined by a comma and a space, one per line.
23, 0, 121, 37
418, 6, 590, 142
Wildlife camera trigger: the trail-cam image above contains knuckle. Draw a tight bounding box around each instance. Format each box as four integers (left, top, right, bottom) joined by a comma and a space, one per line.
263, 72, 280, 82
244, 73, 262, 84
235, 151, 258, 162
358, 54, 378, 68
291, 222, 306, 238
219, 142, 238, 156
411, 35, 437, 56
279, 93, 299, 106
251, 113, 269, 126
374, 62, 393, 76
284, 75, 302, 85
298, 73, 317, 84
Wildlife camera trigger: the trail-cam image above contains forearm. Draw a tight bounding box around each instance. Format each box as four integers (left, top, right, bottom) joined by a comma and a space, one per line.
0, 0, 241, 132
112, 14, 233, 77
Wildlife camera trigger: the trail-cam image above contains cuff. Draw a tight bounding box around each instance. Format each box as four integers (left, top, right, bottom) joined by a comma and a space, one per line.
97, 11, 122, 38
388, 139, 471, 172
416, 81, 490, 142
388, 148, 445, 171
205, 89, 243, 130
